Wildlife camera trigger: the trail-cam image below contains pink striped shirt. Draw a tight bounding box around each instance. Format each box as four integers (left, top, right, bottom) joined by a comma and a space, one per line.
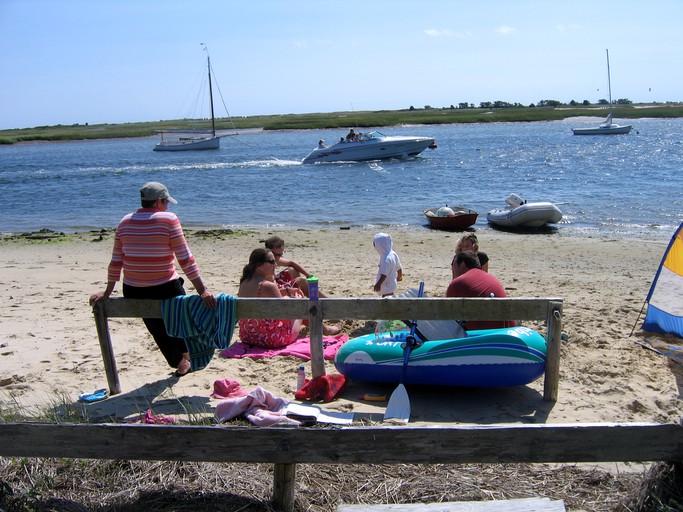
107, 208, 201, 287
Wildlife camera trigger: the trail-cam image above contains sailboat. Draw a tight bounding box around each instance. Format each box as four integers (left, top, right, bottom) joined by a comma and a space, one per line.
572, 49, 633, 135
154, 46, 223, 151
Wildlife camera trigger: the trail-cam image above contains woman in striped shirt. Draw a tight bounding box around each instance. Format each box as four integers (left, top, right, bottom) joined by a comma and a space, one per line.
90, 182, 216, 376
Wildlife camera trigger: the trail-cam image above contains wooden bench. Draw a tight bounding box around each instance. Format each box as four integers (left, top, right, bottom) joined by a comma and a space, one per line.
81, 296, 561, 509
2, 295, 683, 510
3, 296, 567, 511
92, 296, 564, 401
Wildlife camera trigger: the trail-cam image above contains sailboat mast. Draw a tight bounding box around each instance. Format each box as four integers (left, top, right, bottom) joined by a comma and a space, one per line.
606, 49, 613, 109
207, 54, 216, 137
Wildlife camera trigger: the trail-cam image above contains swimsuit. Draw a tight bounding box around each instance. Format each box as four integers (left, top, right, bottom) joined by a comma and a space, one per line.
275, 269, 296, 288
238, 281, 296, 349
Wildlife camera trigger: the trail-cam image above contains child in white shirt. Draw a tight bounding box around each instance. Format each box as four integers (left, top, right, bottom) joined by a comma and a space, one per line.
372, 232, 403, 297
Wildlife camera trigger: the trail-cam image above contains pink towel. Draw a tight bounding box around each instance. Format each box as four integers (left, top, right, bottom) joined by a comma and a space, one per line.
214, 386, 300, 427
211, 378, 249, 399
220, 334, 348, 361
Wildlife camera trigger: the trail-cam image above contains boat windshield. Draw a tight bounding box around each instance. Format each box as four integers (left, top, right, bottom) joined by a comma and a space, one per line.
360, 131, 384, 141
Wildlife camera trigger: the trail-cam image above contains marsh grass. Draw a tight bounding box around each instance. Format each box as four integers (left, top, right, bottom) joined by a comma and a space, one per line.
2, 104, 683, 144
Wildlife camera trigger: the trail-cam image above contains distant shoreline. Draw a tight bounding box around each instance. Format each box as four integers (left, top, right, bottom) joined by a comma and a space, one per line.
2, 103, 682, 145
0, 114, 674, 147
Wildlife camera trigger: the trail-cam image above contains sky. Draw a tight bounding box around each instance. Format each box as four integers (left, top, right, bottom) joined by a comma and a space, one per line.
1, 0, 681, 130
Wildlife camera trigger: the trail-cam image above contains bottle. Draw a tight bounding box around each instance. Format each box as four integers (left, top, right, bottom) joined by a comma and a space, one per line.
296, 365, 306, 390
307, 275, 319, 300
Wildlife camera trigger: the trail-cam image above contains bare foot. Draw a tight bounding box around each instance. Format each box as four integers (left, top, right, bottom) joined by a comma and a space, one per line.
176, 356, 191, 376
323, 324, 342, 336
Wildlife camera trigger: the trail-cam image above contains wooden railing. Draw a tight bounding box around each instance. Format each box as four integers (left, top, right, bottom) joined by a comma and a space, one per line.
2, 421, 683, 511
92, 296, 564, 401
2, 296, 578, 511
2, 296, 682, 511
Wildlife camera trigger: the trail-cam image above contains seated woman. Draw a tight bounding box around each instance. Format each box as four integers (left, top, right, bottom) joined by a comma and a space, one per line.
237, 248, 305, 349
455, 233, 489, 273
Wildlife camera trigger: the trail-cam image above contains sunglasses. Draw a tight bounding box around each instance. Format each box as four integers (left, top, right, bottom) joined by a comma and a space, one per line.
264, 259, 277, 265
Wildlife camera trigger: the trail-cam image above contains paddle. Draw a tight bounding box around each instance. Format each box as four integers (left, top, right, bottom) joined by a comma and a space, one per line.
384, 281, 424, 423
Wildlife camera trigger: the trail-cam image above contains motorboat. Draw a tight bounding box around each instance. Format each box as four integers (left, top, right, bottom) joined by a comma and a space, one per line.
572, 113, 632, 135
487, 193, 563, 229
302, 130, 436, 164
572, 50, 633, 136
424, 206, 478, 231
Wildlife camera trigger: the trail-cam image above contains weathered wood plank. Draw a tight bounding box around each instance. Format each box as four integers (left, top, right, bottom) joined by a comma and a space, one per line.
273, 463, 296, 512
322, 298, 559, 321
100, 297, 562, 321
1, 423, 681, 464
338, 497, 565, 511
93, 302, 121, 395
308, 300, 325, 378
543, 301, 563, 401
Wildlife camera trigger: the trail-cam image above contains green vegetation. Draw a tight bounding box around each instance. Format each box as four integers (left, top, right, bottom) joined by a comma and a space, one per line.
2, 103, 683, 145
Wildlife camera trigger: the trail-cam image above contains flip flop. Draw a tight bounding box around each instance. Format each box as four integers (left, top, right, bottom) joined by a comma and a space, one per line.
78, 388, 109, 403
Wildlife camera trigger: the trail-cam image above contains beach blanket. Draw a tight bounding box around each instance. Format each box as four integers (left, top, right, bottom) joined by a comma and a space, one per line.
219, 334, 348, 361
214, 386, 300, 427
162, 293, 237, 371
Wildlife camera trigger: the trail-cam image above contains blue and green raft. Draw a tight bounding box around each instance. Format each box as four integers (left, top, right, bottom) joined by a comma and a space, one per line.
334, 326, 547, 388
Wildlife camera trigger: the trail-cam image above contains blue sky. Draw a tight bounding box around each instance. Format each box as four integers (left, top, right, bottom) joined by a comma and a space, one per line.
1, 0, 681, 129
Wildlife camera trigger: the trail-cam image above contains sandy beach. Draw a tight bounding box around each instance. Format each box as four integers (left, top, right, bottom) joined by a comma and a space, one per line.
0, 227, 680, 433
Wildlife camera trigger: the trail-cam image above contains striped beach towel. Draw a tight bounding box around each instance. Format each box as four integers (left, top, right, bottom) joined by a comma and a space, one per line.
162, 293, 237, 371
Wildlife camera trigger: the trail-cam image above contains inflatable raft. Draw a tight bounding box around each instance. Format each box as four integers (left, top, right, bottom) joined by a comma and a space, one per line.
334, 326, 547, 387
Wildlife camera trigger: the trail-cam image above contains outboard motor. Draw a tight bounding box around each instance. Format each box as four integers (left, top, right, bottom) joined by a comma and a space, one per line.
506, 193, 525, 208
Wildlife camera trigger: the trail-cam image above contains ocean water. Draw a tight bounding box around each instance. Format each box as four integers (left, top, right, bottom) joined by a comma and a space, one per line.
0, 119, 681, 241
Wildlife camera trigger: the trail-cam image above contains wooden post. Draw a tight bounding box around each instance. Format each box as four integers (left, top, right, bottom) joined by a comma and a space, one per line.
272, 463, 296, 512
92, 302, 121, 395
543, 301, 562, 402
308, 299, 325, 378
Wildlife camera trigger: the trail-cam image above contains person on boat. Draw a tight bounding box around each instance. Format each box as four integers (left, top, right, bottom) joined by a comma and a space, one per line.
237, 248, 305, 348
455, 233, 489, 273
345, 129, 356, 142
263, 236, 341, 335
89, 182, 217, 377
317, 139, 327, 148
372, 232, 403, 297
447, 251, 516, 331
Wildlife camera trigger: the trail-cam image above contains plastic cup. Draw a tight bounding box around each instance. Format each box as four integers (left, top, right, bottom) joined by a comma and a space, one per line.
307, 275, 319, 300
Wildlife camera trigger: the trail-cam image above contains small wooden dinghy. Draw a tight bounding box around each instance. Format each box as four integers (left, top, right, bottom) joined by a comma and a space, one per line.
424, 206, 478, 231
